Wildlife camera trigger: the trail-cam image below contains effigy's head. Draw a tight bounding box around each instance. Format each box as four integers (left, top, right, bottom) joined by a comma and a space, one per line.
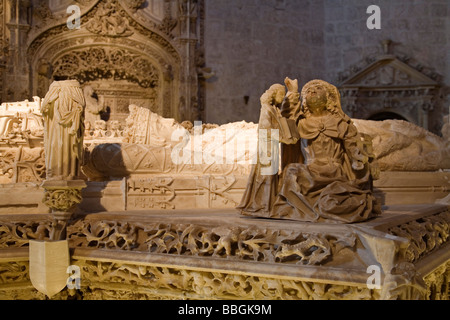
301, 80, 342, 116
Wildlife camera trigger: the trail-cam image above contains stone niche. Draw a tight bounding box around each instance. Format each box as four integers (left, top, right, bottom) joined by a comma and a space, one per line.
1, 0, 205, 124
339, 41, 442, 134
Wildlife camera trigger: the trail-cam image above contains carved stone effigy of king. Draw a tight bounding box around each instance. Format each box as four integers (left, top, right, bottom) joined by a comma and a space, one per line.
238, 78, 381, 223
40, 80, 86, 181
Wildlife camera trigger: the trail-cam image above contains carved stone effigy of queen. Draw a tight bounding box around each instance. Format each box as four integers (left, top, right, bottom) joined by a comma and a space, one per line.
40, 80, 86, 181
238, 78, 381, 223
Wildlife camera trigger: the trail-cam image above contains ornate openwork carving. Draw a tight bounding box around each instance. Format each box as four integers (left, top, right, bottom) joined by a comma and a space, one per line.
85, 1, 134, 37
388, 210, 449, 263
75, 259, 378, 300
43, 188, 83, 213
0, 220, 52, 248
52, 48, 160, 89
68, 219, 356, 266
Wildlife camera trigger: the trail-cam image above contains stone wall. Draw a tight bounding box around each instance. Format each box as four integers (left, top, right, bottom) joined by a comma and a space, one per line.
323, 0, 450, 133
204, 0, 326, 124
204, 0, 450, 131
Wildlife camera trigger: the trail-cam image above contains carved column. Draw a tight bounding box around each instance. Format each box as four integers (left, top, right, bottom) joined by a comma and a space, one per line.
178, 0, 200, 121
4, 0, 30, 101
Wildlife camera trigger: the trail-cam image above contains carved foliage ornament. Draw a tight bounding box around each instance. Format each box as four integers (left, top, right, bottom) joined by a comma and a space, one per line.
52, 48, 159, 89
68, 219, 356, 266
43, 188, 83, 212
388, 210, 449, 263
75, 260, 378, 300
85, 0, 134, 37
0, 220, 52, 248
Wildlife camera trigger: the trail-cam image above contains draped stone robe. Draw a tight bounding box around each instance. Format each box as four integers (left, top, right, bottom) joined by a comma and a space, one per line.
41, 80, 86, 180
271, 112, 380, 223
238, 110, 380, 223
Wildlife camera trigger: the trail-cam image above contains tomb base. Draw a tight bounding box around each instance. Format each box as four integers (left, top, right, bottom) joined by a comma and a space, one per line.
0, 204, 448, 300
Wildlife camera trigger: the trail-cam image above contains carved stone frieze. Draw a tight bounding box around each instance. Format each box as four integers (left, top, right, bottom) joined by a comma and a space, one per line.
0, 219, 53, 248
0, 204, 449, 300
67, 216, 356, 266
74, 259, 379, 300
423, 261, 450, 300
388, 209, 449, 263
85, 1, 134, 37
0, 261, 29, 284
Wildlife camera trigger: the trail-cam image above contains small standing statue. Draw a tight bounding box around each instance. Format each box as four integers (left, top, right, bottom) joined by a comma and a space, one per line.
238, 78, 381, 223
41, 80, 86, 180
40, 79, 87, 239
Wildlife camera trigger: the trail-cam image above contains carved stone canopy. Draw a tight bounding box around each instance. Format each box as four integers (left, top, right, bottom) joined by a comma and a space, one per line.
339, 52, 440, 131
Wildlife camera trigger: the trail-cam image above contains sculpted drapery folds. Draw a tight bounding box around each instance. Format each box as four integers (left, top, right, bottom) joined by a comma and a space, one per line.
40, 80, 86, 181
238, 78, 381, 223
237, 84, 286, 215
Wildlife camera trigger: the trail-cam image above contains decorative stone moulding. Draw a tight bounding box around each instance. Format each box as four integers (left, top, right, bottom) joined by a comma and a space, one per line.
0, 204, 448, 300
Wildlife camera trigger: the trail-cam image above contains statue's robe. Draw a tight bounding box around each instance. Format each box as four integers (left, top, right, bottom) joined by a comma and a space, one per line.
41, 80, 85, 180
271, 113, 380, 223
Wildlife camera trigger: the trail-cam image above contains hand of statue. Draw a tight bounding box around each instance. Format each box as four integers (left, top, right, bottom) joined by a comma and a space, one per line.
352, 160, 364, 171
284, 77, 298, 93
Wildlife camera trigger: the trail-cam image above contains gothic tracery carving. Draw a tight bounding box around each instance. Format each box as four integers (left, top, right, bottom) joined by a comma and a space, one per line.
52, 48, 160, 90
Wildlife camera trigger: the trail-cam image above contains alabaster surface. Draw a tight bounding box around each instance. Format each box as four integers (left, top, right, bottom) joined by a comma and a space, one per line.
82, 107, 450, 181
1, 94, 448, 186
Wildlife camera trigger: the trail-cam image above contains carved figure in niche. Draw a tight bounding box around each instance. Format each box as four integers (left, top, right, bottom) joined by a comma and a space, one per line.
87, 1, 133, 37
93, 120, 107, 138
1, 121, 28, 142
83, 86, 105, 130
238, 78, 380, 223
40, 80, 86, 180
109, 120, 122, 137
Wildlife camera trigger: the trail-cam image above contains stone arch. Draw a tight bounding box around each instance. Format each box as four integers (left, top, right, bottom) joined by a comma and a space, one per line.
31, 40, 178, 124
27, 0, 184, 123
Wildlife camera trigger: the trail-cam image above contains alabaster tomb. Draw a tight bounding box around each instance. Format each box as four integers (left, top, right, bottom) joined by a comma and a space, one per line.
0, 76, 448, 300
